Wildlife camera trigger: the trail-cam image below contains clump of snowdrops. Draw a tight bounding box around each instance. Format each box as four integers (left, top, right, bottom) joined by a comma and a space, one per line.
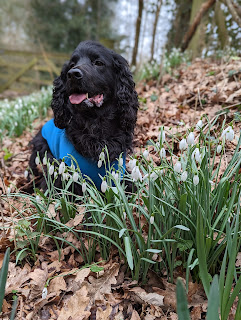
4, 115, 241, 309
0, 86, 51, 138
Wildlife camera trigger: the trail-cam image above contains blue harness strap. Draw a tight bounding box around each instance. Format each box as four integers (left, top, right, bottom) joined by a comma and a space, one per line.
41, 119, 126, 190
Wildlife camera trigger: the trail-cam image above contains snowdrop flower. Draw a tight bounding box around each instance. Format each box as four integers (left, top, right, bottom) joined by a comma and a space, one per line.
42, 156, 47, 165
160, 148, 166, 159
150, 171, 158, 181
112, 171, 119, 180
36, 195, 40, 202
209, 180, 215, 186
42, 287, 48, 299
193, 174, 199, 186
119, 157, 123, 167
131, 166, 142, 182
7, 187, 11, 194
196, 120, 203, 131
35, 156, 40, 166
62, 172, 68, 181
24, 170, 29, 179
101, 180, 108, 193
192, 148, 202, 163
59, 162, 65, 174
179, 138, 188, 151
187, 132, 195, 145
82, 181, 87, 193
54, 171, 58, 178
128, 159, 137, 171
150, 215, 154, 224
143, 149, 149, 159
48, 165, 54, 175
217, 144, 222, 153
97, 159, 102, 168
181, 171, 188, 182
72, 172, 79, 182
123, 211, 126, 220
221, 126, 234, 141
154, 142, 160, 151
174, 161, 182, 173
99, 151, 105, 161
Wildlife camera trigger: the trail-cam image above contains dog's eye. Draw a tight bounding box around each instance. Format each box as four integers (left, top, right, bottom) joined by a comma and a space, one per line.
94, 60, 105, 67
69, 62, 75, 69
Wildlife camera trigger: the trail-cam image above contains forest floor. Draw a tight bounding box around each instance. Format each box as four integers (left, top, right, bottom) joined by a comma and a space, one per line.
0, 56, 241, 320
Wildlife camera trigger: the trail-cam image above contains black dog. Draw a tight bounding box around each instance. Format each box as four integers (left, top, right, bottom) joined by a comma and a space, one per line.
29, 41, 138, 191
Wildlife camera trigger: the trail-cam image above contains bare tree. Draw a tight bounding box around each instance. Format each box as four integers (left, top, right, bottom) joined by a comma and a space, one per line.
150, 0, 162, 61
131, 0, 144, 66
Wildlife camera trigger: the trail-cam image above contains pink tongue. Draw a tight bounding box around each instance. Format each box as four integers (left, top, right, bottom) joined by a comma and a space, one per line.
69, 93, 87, 104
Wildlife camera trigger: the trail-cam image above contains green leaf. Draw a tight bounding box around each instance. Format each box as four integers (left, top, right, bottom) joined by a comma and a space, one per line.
124, 237, 134, 270
0, 248, 10, 312
3, 147, 13, 161
150, 94, 158, 102
90, 265, 104, 273
176, 278, 191, 320
206, 275, 220, 320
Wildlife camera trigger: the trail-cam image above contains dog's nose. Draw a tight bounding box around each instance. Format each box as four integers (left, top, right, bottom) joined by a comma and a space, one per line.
67, 68, 83, 80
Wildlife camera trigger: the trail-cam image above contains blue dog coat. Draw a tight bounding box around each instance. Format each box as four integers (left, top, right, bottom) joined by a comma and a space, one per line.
41, 119, 125, 190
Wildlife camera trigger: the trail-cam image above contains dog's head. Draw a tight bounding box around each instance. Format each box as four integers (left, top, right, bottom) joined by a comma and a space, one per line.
51, 40, 138, 132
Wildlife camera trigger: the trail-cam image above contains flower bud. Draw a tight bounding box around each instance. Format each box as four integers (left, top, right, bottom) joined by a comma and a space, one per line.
72, 172, 79, 182
82, 182, 87, 193
101, 180, 108, 193
187, 132, 195, 145
181, 171, 188, 182
193, 174, 199, 185
179, 138, 188, 151
160, 148, 166, 159
174, 161, 182, 173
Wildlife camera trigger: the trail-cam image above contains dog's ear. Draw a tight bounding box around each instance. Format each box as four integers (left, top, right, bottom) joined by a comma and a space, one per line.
51, 61, 72, 129
113, 54, 139, 137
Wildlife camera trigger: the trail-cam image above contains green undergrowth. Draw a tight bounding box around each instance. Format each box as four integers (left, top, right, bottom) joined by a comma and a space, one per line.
2, 115, 241, 318
0, 86, 51, 139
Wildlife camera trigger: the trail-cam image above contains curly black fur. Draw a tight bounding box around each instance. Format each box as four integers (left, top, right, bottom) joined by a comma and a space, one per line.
29, 41, 138, 188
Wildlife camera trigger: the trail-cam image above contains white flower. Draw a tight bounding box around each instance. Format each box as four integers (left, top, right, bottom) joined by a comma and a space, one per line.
54, 171, 58, 178
128, 159, 137, 171
42, 156, 47, 165
150, 216, 154, 224
222, 126, 234, 141
160, 148, 166, 159
7, 187, 11, 194
112, 171, 119, 180
196, 120, 203, 131
82, 182, 87, 193
101, 180, 108, 193
131, 166, 142, 182
36, 195, 40, 202
24, 170, 28, 179
150, 171, 158, 181
143, 149, 149, 159
174, 161, 182, 173
35, 156, 40, 165
123, 211, 126, 220
49, 165, 54, 175
42, 287, 48, 299
193, 175, 199, 185
181, 171, 188, 182
179, 138, 188, 151
119, 157, 123, 167
187, 132, 195, 145
226, 128, 234, 141
154, 142, 160, 151
99, 151, 105, 161
192, 148, 202, 163
97, 159, 102, 168
59, 162, 65, 174
217, 145, 222, 153
62, 172, 67, 181
72, 172, 79, 182
209, 180, 215, 186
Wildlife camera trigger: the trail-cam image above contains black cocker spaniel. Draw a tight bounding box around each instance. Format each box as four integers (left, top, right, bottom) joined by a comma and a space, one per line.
29, 40, 139, 190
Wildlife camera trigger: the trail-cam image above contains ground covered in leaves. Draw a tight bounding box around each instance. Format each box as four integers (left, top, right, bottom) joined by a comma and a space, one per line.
0, 57, 241, 319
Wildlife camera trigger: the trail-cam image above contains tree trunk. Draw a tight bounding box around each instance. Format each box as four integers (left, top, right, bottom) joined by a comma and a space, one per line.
181, 0, 216, 53
131, 0, 144, 66
215, 1, 228, 49
224, 0, 241, 28
150, 0, 162, 61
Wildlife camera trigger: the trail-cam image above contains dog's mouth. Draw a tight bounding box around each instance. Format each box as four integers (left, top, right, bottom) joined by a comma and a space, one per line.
69, 93, 104, 108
